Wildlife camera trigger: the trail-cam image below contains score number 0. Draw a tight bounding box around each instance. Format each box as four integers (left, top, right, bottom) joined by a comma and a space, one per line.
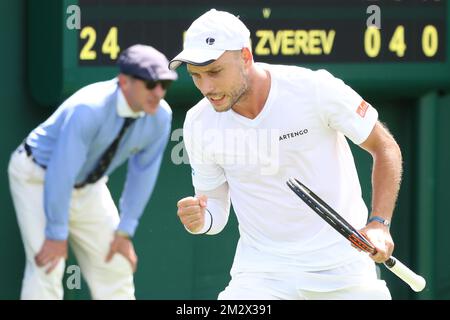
79, 26, 120, 60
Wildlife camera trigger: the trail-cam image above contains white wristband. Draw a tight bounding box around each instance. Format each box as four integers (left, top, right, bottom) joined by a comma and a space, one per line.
185, 209, 213, 235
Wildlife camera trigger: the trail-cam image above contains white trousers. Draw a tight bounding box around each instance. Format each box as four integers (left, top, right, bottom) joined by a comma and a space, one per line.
8, 146, 135, 300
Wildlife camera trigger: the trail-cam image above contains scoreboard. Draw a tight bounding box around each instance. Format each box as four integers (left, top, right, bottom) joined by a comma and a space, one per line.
28, 0, 449, 106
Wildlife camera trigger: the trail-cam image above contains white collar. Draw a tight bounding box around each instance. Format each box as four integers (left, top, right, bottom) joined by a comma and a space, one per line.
116, 87, 145, 119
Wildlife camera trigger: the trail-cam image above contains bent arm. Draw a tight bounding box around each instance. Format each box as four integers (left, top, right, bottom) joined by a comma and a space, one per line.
359, 121, 402, 262
119, 121, 171, 237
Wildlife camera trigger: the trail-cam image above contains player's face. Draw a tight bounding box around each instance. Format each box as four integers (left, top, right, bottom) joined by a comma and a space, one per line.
187, 50, 250, 112
122, 75, 169, 115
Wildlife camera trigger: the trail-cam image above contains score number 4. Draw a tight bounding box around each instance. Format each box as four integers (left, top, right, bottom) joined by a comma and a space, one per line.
80, 26, 120, 60
365, 25, 439, 58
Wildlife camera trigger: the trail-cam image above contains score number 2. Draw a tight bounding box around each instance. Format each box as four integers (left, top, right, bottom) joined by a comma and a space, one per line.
80, 26, 120, 60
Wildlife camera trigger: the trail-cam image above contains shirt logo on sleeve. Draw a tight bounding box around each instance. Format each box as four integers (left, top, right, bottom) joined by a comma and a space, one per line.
356, 100, 370, 118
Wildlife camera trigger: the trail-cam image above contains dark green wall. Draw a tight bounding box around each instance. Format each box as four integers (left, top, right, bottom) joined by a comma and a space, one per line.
1, 1, 449, 300
435, 95, 450, 299
415, 93, 450, 300
0, 0, 47, 299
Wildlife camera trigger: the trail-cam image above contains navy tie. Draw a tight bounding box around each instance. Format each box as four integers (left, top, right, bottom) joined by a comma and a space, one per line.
75, 117, 135, 188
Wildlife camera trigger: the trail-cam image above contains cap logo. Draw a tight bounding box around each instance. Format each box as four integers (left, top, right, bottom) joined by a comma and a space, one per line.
205, 37, 215, 45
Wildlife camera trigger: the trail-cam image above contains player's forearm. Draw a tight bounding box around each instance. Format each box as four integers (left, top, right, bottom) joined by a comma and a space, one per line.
370, 140, 403, 220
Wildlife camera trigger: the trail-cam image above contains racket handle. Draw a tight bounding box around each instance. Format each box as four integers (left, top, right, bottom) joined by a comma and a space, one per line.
384, 256, 426, 292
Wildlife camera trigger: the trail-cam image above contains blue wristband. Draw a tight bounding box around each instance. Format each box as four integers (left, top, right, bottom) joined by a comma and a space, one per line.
368, 216, 391, 227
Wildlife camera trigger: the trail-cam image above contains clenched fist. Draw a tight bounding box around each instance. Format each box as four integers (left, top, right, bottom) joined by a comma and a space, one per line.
177, 195, 208, 233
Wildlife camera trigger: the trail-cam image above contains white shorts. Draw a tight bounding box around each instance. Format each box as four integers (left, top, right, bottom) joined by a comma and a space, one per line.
218, 259, 391, 300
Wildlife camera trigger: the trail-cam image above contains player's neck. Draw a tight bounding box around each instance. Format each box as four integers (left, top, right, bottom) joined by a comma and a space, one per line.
232, 66, 271, 119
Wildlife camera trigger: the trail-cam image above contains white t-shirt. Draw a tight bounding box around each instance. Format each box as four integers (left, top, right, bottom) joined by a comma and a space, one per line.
183, 63, 378, 277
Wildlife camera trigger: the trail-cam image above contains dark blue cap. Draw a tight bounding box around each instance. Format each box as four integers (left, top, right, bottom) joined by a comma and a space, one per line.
117, 44, 178, 81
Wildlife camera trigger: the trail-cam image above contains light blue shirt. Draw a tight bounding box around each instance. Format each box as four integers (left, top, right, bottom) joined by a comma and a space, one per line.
26, 78, 172, 240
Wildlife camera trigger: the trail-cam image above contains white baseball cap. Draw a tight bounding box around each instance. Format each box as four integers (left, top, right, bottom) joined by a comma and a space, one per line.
169, 9, 251, 70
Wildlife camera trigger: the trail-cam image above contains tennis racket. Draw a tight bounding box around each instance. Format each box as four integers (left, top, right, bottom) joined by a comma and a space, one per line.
286, 177, 426, 292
